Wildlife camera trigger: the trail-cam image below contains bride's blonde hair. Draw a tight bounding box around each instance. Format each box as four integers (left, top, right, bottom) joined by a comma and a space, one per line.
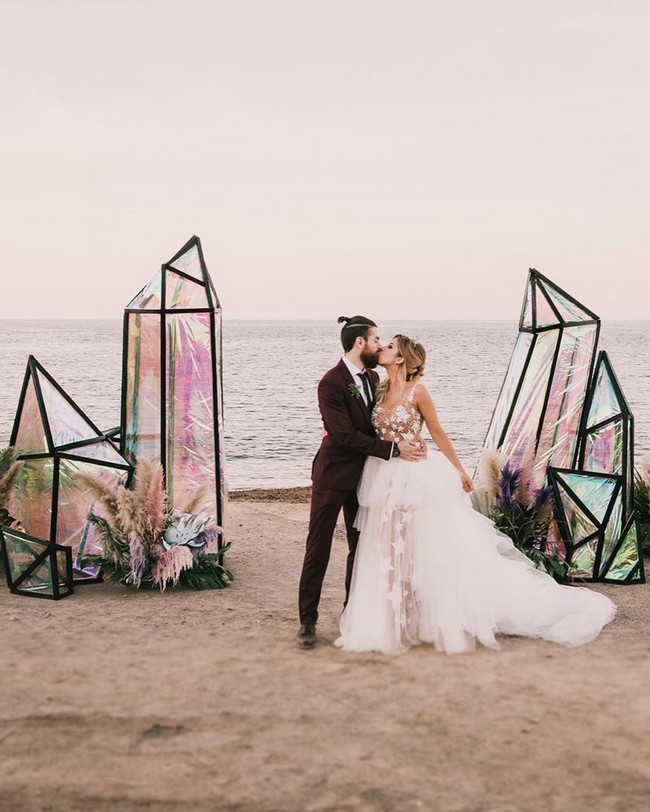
376, 335, 426, 405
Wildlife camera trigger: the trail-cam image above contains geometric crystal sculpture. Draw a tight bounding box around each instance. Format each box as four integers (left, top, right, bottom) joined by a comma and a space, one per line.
120, 236, 226, 542
480, 268, 643, 584
548, 467, 643, 583
483, 269, 600, 490
547, 349, 645, 583
0, 527, 73, 600
548, 468, 621, 580
8, 356, 132, 584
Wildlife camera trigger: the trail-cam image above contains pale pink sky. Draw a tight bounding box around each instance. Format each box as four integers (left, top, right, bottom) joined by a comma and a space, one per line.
1, 0, 648, 320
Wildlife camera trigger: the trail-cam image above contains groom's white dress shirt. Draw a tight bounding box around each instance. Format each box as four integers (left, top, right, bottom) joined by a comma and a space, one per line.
342, 355, 372, 407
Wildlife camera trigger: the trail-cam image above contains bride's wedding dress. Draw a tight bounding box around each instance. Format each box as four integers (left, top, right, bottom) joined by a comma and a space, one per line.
336, 386, 616, 655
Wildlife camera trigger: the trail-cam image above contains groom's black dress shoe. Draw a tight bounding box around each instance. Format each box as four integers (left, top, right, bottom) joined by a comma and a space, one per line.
296, 622, 317, 649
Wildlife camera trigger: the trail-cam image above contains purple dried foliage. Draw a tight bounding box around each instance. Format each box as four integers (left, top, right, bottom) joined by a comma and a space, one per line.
497, 463, 522, 509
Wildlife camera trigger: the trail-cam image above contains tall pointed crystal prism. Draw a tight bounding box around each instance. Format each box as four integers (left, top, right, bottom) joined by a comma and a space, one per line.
483, 269, 600, 488
121, 236, 226, 540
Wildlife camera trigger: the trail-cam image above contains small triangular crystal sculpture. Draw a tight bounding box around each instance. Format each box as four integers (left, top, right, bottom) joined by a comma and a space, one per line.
8, 357, 131, 584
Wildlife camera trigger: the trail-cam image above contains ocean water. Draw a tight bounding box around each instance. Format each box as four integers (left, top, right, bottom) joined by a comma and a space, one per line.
0, 320, 648, 489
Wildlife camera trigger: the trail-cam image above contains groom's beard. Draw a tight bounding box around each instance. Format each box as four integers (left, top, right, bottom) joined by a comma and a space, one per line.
360, 349, 379, 369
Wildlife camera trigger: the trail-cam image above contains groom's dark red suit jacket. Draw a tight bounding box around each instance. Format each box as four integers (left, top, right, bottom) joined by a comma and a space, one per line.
311, 359, 393, 491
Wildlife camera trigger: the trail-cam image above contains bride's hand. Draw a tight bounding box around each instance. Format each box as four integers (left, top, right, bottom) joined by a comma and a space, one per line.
459, 470, 474, 493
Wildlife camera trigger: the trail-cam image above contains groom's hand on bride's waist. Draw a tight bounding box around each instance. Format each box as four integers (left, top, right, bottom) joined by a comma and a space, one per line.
398, 440, 427, 461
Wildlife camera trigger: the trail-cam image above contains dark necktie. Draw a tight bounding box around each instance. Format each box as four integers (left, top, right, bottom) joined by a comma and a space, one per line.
358, 371, 373, 408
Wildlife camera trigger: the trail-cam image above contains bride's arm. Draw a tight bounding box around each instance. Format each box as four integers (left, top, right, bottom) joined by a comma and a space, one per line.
415, 385, 474, 493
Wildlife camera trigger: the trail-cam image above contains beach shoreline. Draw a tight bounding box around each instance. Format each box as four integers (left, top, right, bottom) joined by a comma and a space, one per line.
229, 486, 312, 503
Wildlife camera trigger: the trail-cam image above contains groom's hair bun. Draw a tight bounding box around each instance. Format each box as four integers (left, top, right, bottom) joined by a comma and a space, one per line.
338, 314, 377, 351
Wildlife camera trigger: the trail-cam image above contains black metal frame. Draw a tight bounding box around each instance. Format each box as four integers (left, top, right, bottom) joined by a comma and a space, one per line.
519, 268, 600, 334
548, 467, 645, 584
577, 351, 634, 517
486, 268, 600, 463
0, 526, 73, 600
120, 235, 225, 550
549, 348, 645, 584
9, 356, 132, 585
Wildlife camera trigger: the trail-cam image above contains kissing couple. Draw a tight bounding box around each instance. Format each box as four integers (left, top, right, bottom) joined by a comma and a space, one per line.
297, 315, 615, 655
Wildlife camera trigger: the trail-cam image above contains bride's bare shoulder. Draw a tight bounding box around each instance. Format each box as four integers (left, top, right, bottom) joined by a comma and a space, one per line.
412, 381, 431, 396
413, 382, 435, 405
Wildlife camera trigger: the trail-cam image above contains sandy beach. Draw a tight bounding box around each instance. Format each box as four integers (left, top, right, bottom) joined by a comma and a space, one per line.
1, 493, 649, 812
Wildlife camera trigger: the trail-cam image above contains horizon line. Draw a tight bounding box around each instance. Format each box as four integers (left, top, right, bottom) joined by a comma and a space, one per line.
1, 316, 649, 324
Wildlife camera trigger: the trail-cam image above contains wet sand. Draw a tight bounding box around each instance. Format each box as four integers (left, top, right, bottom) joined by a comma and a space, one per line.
0, 495, 648, 812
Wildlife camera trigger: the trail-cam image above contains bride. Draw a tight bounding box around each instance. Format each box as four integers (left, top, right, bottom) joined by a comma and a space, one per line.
336, 334, 616, 655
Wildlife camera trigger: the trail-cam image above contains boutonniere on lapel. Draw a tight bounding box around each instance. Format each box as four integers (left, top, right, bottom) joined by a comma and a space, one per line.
348, 382, 362, 399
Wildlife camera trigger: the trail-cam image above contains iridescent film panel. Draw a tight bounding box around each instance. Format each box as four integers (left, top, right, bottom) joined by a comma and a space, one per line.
70, 440, 132, 467
556, 490, 598, 543
556, 472, 616, 525
570, 538, 599, 579
583, 421, 623, 475
168, 243, 203, 282
9, 457, 55, 541
603, 521, 639, 581
56, 457, 129, 579
36, 373, 100, 448
2, 532, 48, 588
13, 378, 49, 453
0, 530, 72, 598
499, 330, 559, 467
538, 281, 594, 324
127, 270, 162, 310
483, 332, 533, 451
586, 364, 622, 428
215, 313, 227, 518
534, 285, 561, 328
533, 324, 597, 482
166, 271, 210, 310
124, 313, 162, 462
598, 490, 623, 577
166, 312, 216, 517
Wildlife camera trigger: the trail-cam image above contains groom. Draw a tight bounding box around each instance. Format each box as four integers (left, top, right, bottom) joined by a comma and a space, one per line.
296, 315, 425, 648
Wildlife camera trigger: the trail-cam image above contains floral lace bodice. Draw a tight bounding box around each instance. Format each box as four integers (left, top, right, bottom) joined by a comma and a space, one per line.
372, 384, 423, 442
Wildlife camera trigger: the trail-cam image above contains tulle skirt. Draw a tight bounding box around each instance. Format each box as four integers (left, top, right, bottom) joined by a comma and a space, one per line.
336, 453, 616, 655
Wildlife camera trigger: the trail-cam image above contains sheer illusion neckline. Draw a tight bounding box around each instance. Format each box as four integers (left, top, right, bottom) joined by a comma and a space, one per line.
373, 383, 423, 442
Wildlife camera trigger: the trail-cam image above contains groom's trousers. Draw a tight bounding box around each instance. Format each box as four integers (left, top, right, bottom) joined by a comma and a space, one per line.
299, 485, 360, 625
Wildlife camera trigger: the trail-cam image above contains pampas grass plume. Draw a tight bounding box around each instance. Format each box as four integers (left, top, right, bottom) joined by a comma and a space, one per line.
153, 546, 194, 591
517, 440, 537, 506
476, 450, 503, 500
144, 461, 167, 540
131, 459, 167, 543
75, 471, 122, 524
127, 533, 148, 587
